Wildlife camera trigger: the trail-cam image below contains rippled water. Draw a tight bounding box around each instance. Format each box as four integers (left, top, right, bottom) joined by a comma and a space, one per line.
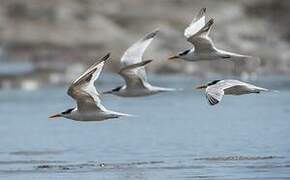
0, 75, 290, 180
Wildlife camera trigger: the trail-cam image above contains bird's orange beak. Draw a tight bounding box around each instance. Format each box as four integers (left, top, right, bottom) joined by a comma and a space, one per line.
168, 55, 178, 60
195, 85, 207, 89
49, 113, 61, 119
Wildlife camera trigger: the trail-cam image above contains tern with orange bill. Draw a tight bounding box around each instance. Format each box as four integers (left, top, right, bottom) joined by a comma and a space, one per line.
196, 79, 269, 106
103, 30, 175, 97
168, 8, 252, 61
49, 53, 131, 121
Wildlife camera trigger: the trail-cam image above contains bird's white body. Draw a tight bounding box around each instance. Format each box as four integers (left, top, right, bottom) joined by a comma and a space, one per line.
49, 53, 131, 121
61, 108, 129, 121
104, 30, 175, 97
112, 84, 175, 97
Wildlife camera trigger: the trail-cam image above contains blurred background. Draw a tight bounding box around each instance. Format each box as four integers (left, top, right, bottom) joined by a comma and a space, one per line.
0, 0, 289, 90
1, 1, 290, 179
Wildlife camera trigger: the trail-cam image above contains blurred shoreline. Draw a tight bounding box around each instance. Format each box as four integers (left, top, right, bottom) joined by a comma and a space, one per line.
0, 0, 290, 90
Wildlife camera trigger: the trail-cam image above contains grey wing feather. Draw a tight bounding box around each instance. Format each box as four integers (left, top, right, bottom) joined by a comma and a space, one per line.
205, 85, 224, 105
190, 36, 216, 52
184, 8, 207, 39
67, 53, 109, 112
119, 60, 153, 88
194, 8, 206, 21
121, 30, 158, 81
217, 80, 249, 89
187, 18, 216, 52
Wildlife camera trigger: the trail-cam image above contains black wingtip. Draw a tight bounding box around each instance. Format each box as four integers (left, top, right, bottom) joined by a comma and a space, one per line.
203, 18, 214, 32
104, 52, 111, 59
100, 52, 111, 62
196, 8, 206, 19
201, 7, 206, 14
143, 59, 154, 65
208, 18, 214, 25
208, 96, 219, 105
143, 29, 159, 40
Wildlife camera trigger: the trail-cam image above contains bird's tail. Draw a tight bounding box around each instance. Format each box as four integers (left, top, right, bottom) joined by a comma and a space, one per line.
157, 87, 179, 92
267, 89, 279, 93
257, 87, 278, 93
114, 111, 135, 118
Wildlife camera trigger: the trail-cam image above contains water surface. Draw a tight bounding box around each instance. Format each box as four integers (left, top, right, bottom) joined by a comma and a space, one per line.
0, 75, 290, 180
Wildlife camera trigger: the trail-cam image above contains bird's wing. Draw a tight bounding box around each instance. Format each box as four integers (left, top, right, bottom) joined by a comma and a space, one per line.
121, 30, 158, 81
205, 85, 224, 105
193, 8, 207, 22
211, 80, 257, 97
222, 80, 269, 93
184, 8, 206, 39
187, 18, 216, 53
119, 60, 153, 88
217, 80, 247, 89
67, 53, 110, 112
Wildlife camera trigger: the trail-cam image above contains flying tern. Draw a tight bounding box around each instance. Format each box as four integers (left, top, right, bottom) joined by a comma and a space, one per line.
49, 53, 131, 121
103, 30, 175, 97
196, 79, 269, 105
169, 8, 252, 61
